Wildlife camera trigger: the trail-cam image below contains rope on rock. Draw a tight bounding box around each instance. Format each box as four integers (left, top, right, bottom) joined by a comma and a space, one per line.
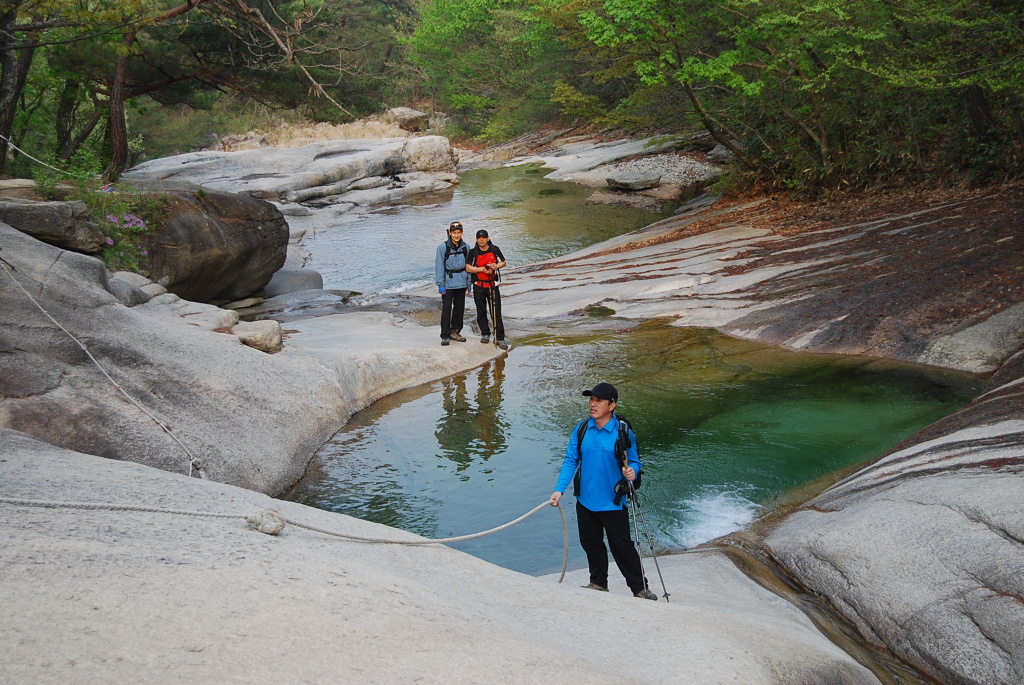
0, 258, 203, 478
0, 496, 571, 582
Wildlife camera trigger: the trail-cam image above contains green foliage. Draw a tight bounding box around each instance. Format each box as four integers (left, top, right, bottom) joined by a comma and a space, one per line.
36, 153, 166, 274
551, 81, 608, 120
406, 0, 569, 140
566, 0, 1024, 190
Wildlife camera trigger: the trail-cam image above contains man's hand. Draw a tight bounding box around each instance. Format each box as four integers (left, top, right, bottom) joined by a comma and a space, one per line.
622, 466, 636, 481
439, 286, 445, 295
549, 492, 562, 506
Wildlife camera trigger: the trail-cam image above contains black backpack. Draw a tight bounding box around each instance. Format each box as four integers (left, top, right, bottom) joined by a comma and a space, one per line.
572, 414, 643, 505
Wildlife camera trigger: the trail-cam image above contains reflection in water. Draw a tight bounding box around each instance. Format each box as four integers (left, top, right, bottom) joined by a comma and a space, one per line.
435, 357, 509, 475
284, 327, 983, 575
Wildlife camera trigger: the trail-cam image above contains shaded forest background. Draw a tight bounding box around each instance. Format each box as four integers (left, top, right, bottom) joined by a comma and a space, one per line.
2, 0, 1022, 192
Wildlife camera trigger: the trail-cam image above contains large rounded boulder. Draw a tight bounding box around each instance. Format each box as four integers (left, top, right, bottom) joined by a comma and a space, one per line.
139, 187, 288, 302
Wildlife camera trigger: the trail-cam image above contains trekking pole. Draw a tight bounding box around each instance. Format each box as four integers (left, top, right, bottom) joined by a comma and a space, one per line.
627, 488, 648, 582
627, 481, 670, 602
489, 269, 500, 347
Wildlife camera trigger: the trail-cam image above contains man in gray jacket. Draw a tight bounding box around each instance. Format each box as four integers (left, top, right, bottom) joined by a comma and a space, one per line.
435, 221, 471, 346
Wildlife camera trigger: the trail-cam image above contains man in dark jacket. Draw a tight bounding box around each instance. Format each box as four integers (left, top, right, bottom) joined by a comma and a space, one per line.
466, 229, 508, 350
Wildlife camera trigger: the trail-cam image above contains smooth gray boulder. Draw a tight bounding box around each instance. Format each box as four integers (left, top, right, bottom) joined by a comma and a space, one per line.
763, 364, 1024, 685
0, 222, 343, 493
605, 172, 661, 190
386, 106, 429, 132
140, 188, 289, 302
123, 136, 458, 206
0, 199, 104, 253
260, 266, 324, 298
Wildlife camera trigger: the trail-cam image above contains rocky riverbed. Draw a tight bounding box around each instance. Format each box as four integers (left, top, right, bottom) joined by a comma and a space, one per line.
1, 130, 1022, 684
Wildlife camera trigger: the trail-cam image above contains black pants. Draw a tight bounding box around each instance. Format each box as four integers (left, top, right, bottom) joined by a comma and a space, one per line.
440, 287, 466, 339
576, 501, 646, 593
473, 285, 504, 340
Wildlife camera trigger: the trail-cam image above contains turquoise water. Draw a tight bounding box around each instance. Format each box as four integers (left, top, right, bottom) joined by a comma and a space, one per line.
284, 326, 982, 576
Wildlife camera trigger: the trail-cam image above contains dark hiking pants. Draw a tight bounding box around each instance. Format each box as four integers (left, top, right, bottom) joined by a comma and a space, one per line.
576, 501, 646, 593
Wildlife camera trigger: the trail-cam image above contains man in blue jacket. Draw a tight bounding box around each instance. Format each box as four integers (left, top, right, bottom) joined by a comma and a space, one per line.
550, 382, 657, 600
435, 221, 471, 346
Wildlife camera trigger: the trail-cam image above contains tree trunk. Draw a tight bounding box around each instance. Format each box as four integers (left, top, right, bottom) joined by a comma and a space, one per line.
55, 79, 82, 157
102, 30, 136, 184
682, 83, 759, 172
963, 83, 998, 140
60, 96, 105, 163
0, 3, 36, 177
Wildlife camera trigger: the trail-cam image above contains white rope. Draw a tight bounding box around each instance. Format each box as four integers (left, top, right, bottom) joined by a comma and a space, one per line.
0, 496, 571, 582
0, 133, 65, 173
0, 259, 202, 477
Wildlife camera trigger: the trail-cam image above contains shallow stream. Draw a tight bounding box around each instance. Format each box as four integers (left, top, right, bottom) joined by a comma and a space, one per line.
284, 167, 982, 575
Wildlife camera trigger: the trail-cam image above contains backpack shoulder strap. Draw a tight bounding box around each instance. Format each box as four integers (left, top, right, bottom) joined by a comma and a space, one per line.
572, 419, 588, 497
575, 419, 588, 458
443, 241, 468, 275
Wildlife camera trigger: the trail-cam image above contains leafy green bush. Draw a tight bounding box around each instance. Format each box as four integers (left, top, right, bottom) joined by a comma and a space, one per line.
36, 153, 166, 274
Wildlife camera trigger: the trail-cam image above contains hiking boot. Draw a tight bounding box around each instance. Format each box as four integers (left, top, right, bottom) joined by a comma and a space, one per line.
480, 335, 490, 344
582, 583, 608, 592
633, 588, 658, 601
450, 331, 467, 342
441, 338, 450, 346
497, 340, 509, 350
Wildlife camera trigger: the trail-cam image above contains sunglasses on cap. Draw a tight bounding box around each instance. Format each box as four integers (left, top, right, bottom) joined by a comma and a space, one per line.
449, 222, 463, 231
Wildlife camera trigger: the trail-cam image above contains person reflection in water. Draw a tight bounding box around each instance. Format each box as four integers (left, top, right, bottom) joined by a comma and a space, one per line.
434, 357, 509, 472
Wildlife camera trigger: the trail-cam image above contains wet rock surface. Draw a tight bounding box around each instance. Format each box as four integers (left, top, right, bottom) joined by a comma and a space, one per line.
503, 184, 1024, 373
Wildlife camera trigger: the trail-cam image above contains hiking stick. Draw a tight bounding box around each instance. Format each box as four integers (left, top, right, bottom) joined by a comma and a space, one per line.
627, 480, 670, 602
488, 268, 500, 346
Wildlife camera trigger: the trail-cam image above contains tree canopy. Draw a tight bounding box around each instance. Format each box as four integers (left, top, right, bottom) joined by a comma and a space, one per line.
1, 0, 1020, 189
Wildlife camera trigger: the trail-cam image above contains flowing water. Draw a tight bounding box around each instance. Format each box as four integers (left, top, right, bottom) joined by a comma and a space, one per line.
285, 165, 982, 575
302, 165, 675, 296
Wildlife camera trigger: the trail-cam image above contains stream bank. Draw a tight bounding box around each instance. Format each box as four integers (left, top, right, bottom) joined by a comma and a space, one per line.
2, 130, 1022, 684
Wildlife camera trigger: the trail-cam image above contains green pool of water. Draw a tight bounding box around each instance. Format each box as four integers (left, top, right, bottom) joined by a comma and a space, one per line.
283, 325, 982, 576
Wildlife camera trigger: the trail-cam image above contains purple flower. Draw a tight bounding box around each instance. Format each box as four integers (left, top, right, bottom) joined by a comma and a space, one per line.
141, 250, 148, 256
106, 237, 115, 245
106, 215, 118, 224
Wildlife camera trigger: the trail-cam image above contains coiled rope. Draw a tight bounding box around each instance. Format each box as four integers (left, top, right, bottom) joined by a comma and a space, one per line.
0, 257, 203, 477
0, 496, 571, 582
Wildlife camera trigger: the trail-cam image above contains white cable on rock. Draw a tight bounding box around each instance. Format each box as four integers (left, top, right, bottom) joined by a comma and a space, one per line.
0, 258, 202, 477
0, 496, 571, 582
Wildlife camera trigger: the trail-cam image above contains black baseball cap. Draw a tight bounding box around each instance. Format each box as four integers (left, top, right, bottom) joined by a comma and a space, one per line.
476, 229, 489, 238
449, 221, 464, 231
582, 382, 618, 402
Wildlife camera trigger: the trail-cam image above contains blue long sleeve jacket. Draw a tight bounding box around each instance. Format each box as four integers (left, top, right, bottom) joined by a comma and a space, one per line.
554, 415, 641, 511
435, 239, 471, 289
